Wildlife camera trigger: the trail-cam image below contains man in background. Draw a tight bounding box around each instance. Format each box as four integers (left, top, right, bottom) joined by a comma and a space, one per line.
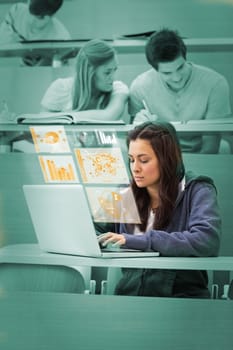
0, 0, 70, 43
129, 28, 232, 153
0, 0, 70, 65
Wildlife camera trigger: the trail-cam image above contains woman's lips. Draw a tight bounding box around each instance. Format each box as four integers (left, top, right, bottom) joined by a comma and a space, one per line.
134, 177, 144, 182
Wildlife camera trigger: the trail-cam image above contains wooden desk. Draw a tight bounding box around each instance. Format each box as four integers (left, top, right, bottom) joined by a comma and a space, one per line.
0, 291, 232, 350
62, 117, 233, 136
0, 244, 233, 271
1, 118, 233, 133
1, 37, 233, 60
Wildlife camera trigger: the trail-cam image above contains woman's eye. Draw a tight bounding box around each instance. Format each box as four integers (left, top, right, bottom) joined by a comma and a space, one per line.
129, 158, 149, 164
105, 70, 114, 76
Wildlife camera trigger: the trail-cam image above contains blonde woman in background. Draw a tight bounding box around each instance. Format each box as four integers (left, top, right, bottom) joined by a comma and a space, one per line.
41, 39, 129, 122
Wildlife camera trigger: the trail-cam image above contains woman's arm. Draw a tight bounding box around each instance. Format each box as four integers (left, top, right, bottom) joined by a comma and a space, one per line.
123, 183, 221, 257
72, 81, 129, 121
41, 80, 129, 121
72, 91, 128, 122
42, 91, 129, 121
100, 182, 221, 257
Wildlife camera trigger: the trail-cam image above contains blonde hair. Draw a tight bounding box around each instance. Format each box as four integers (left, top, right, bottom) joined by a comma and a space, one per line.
72, 39, 116, 110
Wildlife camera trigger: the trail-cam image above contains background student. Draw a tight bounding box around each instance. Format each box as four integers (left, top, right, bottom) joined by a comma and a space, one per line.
129, 28, 232, 153
0, 0, 70, 66
0, 0, 70, 43
41, 39, 129, 122
98, 121, 221, 297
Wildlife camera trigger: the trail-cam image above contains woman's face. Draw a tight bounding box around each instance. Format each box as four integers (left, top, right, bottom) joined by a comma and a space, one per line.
128, 139, 160, 189
94, 58, 117, 92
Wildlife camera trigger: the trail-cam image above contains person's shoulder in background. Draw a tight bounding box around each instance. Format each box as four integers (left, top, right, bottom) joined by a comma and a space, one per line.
0, 3, 28, 44
130, 68, 157, 89
41, 77, 74, 112
47, 16, 71, 40
191, 63, 229, 87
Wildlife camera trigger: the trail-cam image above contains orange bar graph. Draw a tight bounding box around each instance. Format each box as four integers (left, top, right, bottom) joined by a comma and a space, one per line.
75, 149, 87, 182
47, 160, 57, 181
39, 156, 77, 182
47, 160, 76, 181
39, 156, 49, 182
68, 163, 75, 180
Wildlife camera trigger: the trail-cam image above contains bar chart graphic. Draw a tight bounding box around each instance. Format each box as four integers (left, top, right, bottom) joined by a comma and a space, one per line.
39, 155, 79, 183
30, 126, 70, 153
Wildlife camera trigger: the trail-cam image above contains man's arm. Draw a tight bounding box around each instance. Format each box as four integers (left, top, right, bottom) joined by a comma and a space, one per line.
202, 76, 232, 153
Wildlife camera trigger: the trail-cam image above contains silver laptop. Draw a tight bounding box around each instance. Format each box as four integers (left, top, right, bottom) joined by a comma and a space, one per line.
23, 184, 159, 258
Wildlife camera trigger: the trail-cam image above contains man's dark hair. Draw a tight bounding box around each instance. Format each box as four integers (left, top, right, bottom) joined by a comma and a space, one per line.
145, 28, 187, 70
29, 0, 63, 17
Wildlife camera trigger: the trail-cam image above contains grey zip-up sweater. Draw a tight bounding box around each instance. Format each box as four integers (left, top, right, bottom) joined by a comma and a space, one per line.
116, 172, 221, 297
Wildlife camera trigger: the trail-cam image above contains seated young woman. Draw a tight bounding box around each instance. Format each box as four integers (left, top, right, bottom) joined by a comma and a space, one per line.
41, 39, 129, 122
98, 121, 221, 298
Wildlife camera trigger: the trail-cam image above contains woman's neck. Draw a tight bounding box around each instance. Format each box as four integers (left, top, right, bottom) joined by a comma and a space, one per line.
147, 186, 159, 210
92, 85, 102, 99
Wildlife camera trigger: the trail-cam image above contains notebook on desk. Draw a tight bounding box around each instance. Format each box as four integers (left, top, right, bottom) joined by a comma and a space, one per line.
23, 184, 159, 258
16, 111, 125, 125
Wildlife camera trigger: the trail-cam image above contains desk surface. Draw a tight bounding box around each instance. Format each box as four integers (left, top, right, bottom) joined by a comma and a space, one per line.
0, 244, 233, 271
1, 118, 233, 133
0, 291, 232, 350
1, 37, 233, 58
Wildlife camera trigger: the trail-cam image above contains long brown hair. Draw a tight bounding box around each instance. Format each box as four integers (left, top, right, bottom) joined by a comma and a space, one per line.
72, 39, 116, 110
127, 121, 185, 230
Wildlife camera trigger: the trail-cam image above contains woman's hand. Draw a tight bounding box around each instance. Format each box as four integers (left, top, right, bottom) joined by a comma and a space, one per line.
97, 232, 126, 247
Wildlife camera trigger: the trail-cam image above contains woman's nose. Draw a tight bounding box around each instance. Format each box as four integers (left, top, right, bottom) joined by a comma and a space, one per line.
108, 75, 114, 84
132, 160, 140, 172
